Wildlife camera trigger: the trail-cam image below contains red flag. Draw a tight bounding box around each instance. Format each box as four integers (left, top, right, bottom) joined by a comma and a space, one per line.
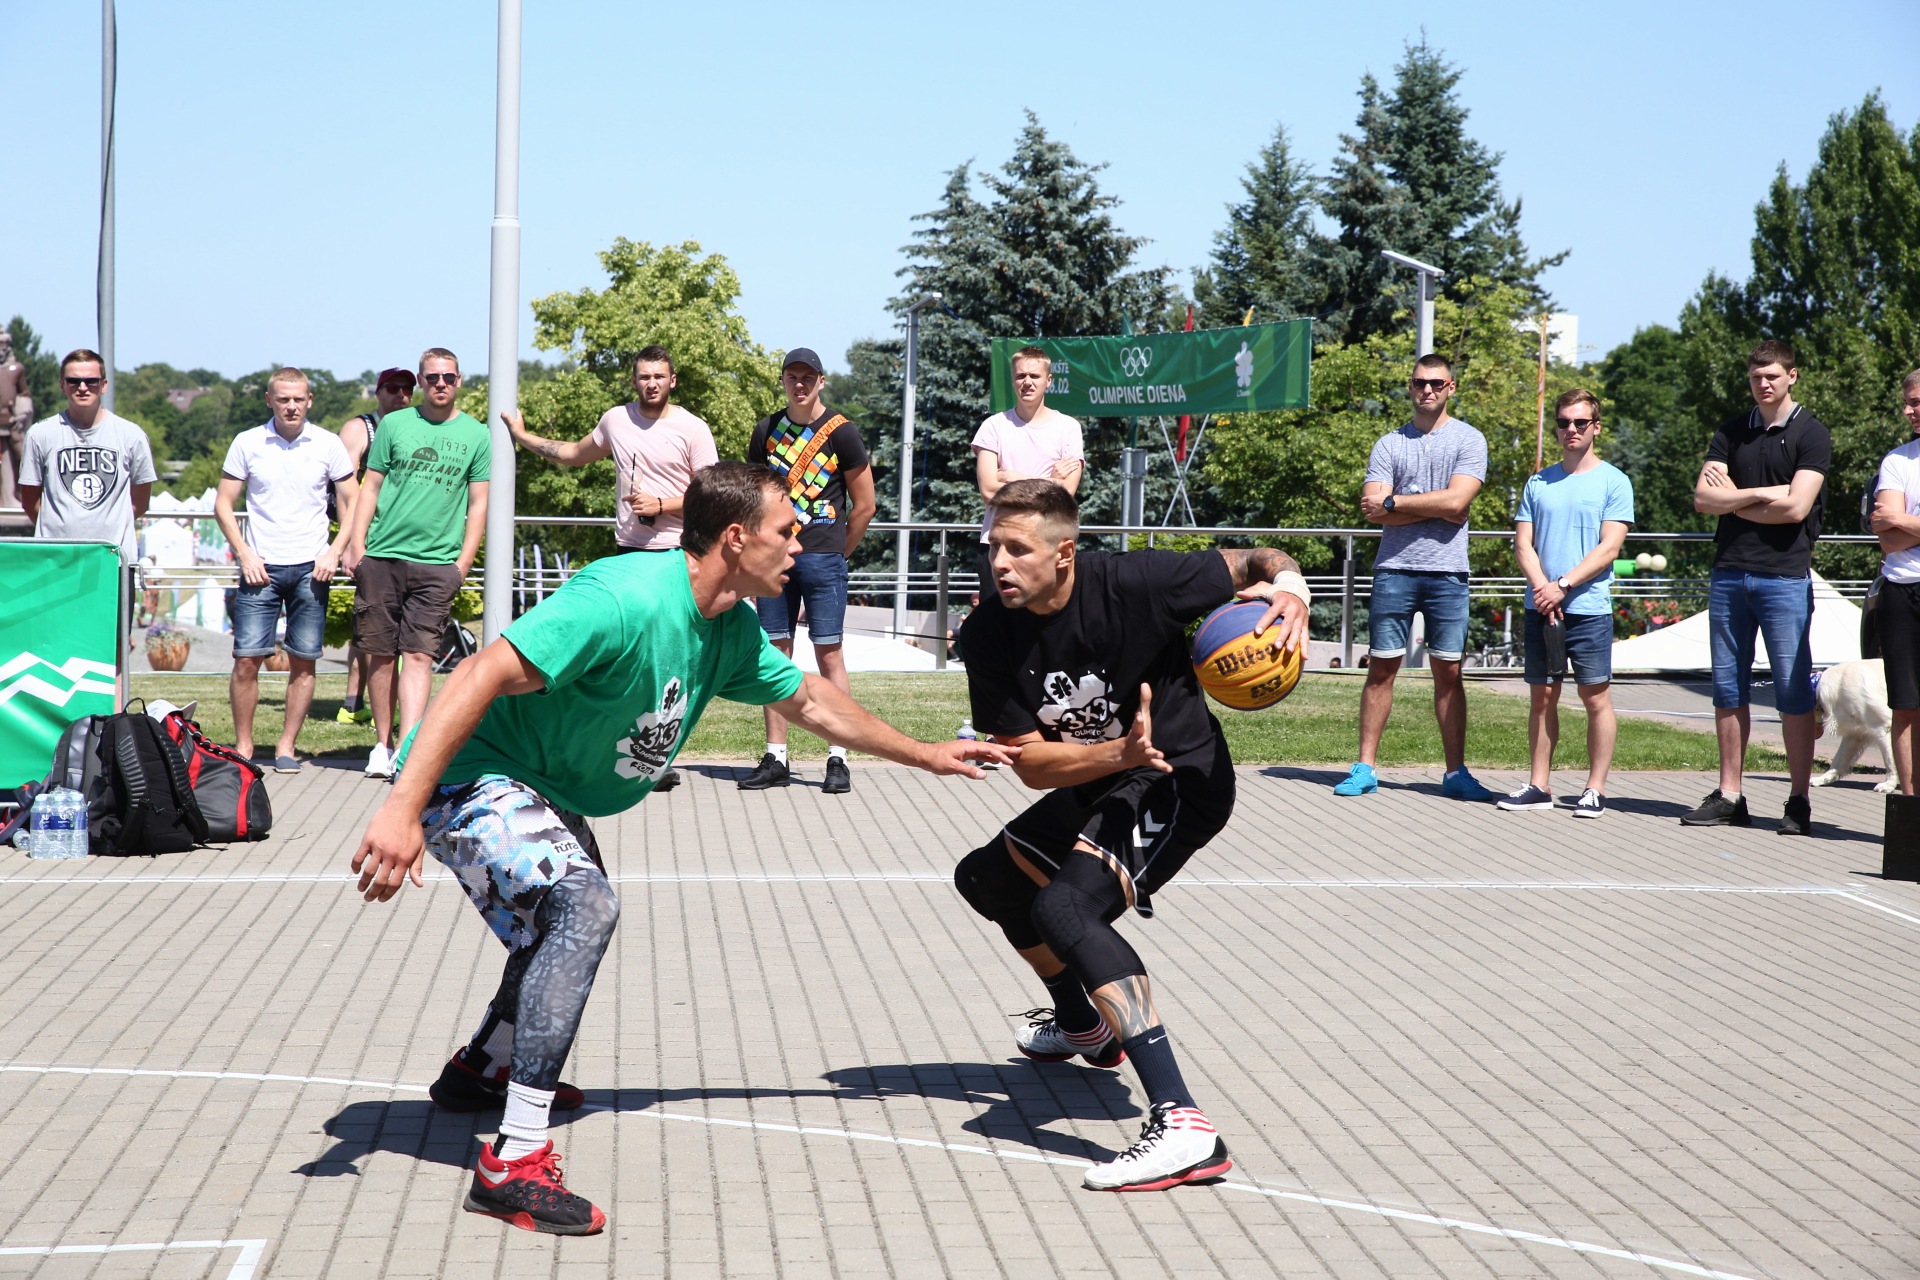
1177, 304, 1194, 462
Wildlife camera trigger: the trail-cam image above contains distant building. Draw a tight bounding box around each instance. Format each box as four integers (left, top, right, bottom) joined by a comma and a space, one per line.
166, 386, 213, 413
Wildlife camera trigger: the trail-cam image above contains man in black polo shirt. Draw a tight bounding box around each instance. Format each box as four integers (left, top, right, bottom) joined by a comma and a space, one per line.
1683, 340, 1830, 834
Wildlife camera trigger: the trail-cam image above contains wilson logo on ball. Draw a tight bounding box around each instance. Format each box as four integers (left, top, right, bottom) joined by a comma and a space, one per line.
1190, 600, 1302, 711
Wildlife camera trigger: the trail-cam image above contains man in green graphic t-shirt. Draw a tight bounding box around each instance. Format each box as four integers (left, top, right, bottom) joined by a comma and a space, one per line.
344, 347, 491, 779
350, 461, 1014, 1236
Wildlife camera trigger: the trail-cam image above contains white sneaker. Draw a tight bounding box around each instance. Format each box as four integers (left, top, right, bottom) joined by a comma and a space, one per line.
1082, 1102, 1232, 1191
364, 743, 394, 778
1013, 1010, 1125, 1068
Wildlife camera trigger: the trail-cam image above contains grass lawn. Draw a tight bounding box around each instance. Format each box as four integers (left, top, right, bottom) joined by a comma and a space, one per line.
134, 670, 1786, 773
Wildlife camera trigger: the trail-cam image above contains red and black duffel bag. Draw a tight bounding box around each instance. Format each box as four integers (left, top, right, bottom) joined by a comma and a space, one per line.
160, 712, 272, 842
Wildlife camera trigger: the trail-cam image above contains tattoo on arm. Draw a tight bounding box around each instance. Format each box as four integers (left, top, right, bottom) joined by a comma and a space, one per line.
1091, 974, 1159, 1039
1219, 547, 1299, 589
530, 437, 565, 461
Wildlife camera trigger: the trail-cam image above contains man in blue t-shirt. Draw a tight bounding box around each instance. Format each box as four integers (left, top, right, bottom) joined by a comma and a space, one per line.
1497, 389, 1634, 819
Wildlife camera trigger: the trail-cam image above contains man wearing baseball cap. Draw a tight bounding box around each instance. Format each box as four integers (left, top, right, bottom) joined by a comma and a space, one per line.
334, 368, 417, 733
739, 347, 875, 794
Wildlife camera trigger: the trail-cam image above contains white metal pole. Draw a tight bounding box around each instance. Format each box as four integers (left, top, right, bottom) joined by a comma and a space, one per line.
893, 307, 918, 640
1417, 271, 1435, 358
98, 0, 116, 412
482, 0, 522, 645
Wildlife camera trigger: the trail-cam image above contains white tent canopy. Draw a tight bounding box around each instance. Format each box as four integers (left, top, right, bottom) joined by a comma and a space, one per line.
1609, 573, 1861, 672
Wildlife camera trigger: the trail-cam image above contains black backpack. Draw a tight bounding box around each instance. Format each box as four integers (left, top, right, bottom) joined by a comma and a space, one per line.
45, 706, 211, 855
434, 618, 478, 673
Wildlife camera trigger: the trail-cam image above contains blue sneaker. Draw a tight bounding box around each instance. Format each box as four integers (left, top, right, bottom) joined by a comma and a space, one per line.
1332, 762, 1378, 796
1441, 768, 1498, 802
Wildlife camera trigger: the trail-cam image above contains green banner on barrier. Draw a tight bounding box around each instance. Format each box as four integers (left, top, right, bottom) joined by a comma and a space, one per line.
0, 540, 122, 785
989, 320, 1312, 418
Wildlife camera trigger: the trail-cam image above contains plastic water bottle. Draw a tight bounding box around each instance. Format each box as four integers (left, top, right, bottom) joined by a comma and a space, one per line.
957, 719, 977, 743
30, 788, 88, 859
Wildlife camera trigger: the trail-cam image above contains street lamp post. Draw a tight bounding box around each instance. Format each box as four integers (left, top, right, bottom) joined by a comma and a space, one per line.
98, 0, 116, 411
893, 294, 940, 642
1380, 249, 1445, 358
481, 0, 522, 646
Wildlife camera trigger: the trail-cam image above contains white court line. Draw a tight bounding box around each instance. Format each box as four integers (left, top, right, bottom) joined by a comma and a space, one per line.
1, 1063, 1760, 1280
0, 1237, 265, 1280
1831, 890, 1920, 929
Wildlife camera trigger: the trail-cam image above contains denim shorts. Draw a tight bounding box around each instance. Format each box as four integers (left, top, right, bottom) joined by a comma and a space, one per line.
232, 562, 329, 660
756, 551, 849, 644
1523, 609, 1614, 686
1368, 568, 1469, 662
1709, 568, 1815, 714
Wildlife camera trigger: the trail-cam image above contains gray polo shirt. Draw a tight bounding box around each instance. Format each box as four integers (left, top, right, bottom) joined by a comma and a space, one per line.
1365, 417, 1488, 573
20, 410, 158, 564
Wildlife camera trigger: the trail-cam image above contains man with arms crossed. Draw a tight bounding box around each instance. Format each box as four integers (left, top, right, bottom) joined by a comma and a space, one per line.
1867, 369, 1920, 794
502, 345, 718, 791
953, 479, 1309, 1191
1497, 389, 1633, 818
214, 368, 359, 771
973, 345, 1083, 585
351, 462, 1012, 1234
1683, 340, 1830, 833
334, 367, 416, 732
1336, 353, 1497, 801
739, 347, 876, 794
344, 348, 489, 779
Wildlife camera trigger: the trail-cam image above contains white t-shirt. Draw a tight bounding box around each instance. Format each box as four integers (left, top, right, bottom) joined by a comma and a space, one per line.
971, 408, 1084, 541
1876, 437, 1920, 584
589, 403, 719, 550
220, 421, 354, 565
20, 409, 158, 564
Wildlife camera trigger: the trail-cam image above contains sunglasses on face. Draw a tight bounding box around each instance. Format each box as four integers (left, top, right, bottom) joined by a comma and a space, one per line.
421, 373, 459, 386
63, 376, 104, 389
1555, 417, 1598, 431
1410, 378, 1450, 391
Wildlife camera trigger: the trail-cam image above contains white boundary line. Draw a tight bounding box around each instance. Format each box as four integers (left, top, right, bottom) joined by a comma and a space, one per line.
0, 1237, 265, 1280
0, 1063, 1760, 1280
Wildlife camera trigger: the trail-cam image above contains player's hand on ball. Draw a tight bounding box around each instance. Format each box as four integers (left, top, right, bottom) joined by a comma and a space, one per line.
352, 803, 427, 902
1235, 586, 1309, 655
1121, 684, 1172, 774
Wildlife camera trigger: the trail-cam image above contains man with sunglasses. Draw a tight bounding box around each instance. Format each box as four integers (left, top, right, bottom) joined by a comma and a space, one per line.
1498, 390, 1633, 818
1339, 353, 1495, 801
19, 349, 156, 566
344, 348, 490, 779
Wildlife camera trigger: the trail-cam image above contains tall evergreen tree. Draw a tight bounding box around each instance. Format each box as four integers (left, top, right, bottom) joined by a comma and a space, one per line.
1192, 124, 1318, 330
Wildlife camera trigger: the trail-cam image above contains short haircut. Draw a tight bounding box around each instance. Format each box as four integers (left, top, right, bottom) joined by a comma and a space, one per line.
1748, 339, 1797, 371
61, 348, 105, 375
681, 461, 787, 557
1554, 388, 1601, 420
1011, 345, 1052, 371
267, 366, 309, 392
419, 347, 460, 373
987, 478, 1080, 544
633, 344, 675, 376
1413, 353, 1453, 378
1904, 368, 1920, 395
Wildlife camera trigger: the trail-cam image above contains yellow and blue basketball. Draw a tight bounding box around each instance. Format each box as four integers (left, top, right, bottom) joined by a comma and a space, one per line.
1191, 600, 1302, 711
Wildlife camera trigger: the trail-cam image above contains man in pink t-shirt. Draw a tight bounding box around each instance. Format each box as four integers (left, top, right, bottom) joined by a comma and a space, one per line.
972, 345, 1084, 585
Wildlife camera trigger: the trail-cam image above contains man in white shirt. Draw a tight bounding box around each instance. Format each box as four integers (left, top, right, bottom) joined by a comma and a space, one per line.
972, 345, 1083, 585
1870, 368, 1920, 795
214, 368, 359, 771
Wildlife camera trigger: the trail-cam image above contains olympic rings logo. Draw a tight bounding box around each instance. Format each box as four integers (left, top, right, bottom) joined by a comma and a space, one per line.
1118, 346, 1153, 378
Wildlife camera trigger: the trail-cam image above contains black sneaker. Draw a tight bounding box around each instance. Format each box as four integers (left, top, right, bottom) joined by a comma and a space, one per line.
1680, 789, 1751, 826
1778, 793, 1811, 836
654, 768, 681, 793
738, 753, 790, 790
429, 1053, 584, 1112
1496, 784, 1555, 811
465, 1140, 605, 1235
823, 756, 851, 794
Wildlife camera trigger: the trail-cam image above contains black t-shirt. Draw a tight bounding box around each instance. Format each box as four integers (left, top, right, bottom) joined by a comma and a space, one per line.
959, 550, 1236, 785
750, 407, 871, 555
1705, 405, 1831, 575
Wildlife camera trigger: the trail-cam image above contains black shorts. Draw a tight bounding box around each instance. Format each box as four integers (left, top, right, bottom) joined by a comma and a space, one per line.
1001, 735, 1236, 917
1878, 578, 1920, 710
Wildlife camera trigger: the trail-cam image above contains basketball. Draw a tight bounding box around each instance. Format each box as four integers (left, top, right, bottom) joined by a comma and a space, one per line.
1191, 600, 1303, 710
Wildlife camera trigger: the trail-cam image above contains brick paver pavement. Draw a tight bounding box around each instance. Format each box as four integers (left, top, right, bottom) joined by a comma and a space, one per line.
2, 760, 1916, 1278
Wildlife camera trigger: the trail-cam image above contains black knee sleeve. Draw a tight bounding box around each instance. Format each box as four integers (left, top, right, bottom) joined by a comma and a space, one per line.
1031, 872, 1144, 992
954, 839, 1043, 950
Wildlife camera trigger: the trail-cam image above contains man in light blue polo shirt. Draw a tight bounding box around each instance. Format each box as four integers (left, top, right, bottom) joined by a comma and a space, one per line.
1498, 389, 1633, 819
1337, 353, 1495, 801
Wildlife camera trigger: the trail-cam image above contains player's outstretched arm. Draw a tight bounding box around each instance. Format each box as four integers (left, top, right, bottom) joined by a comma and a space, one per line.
770, 674, 1019, 777
500, 408, 612, 468
350, 638, 547, 903
999, 684, 1172, 791
1218, 548, 1311, 655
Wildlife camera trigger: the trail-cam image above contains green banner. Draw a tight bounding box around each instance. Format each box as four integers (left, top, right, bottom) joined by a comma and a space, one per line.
0, 540, 122, 785
990, 320, 1311, 418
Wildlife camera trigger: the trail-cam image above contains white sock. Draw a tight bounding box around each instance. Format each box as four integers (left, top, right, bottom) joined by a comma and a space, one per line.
766, 743, 788, 764
1721, 790, 1741, 802
496, 1081, 553, 1160
828, 746, 848, 762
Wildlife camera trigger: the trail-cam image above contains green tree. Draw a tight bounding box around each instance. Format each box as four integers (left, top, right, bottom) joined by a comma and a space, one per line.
1595, 324, 1710, 568
1192, 124, 1319, 331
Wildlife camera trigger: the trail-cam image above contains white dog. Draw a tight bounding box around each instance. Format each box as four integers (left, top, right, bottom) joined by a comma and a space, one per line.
1811, 658, 1897, 792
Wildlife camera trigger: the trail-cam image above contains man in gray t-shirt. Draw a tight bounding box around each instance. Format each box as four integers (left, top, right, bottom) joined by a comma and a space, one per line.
1333, 353, 1495, 802
19, 349, 156, 565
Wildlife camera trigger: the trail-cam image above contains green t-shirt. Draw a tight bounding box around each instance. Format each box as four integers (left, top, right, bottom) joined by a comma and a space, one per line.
364, 407, 492, 563
400, 551, 805, 816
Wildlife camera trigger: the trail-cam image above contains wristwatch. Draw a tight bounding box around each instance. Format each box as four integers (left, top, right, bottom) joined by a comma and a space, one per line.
1383, 495, 1397, 512
1555, 575, 1572, 591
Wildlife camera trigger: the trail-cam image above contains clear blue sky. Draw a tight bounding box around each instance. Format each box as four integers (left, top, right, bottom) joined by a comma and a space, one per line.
6, 0, 1916, 383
